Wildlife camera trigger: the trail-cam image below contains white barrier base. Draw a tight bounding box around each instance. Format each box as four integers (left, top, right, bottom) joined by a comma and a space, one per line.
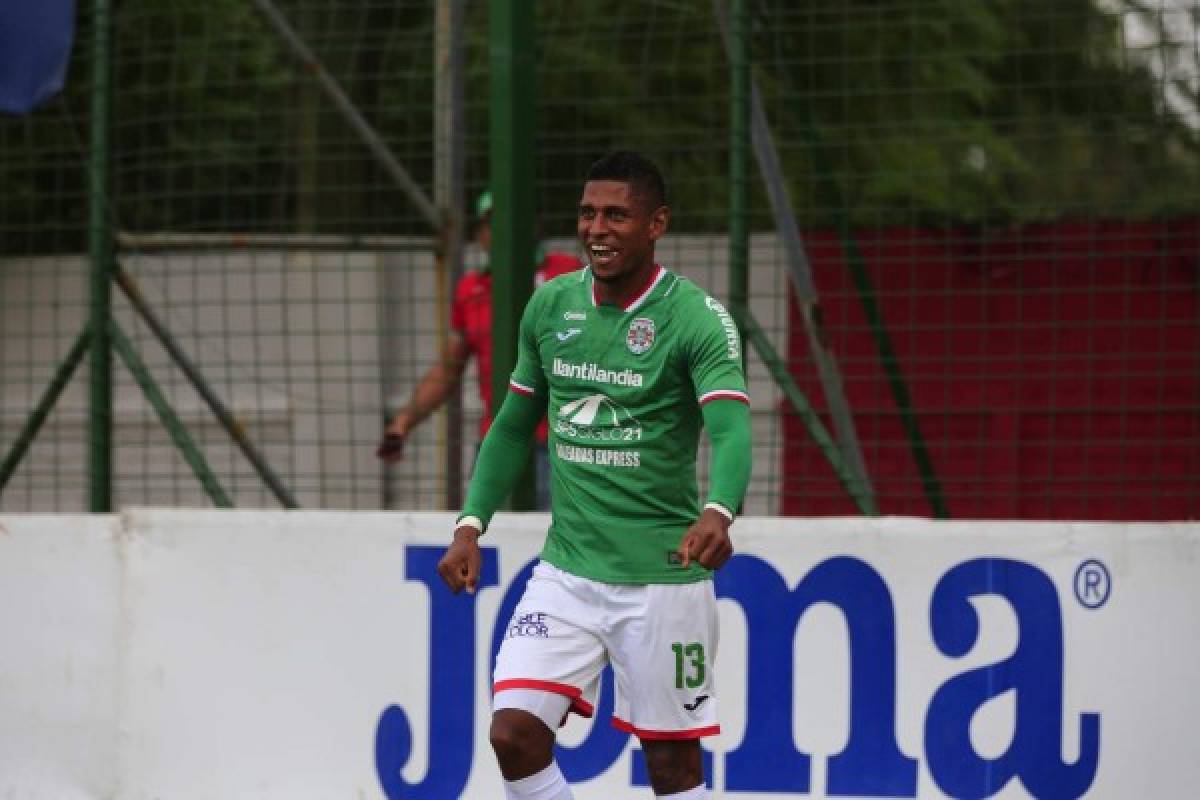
2, 510, 1197, 798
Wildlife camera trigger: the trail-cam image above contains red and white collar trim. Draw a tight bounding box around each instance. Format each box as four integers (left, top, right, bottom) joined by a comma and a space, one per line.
591, 264, 667, 312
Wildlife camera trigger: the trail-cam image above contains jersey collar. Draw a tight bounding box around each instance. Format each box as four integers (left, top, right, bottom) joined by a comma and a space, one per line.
590, 264, 667, 313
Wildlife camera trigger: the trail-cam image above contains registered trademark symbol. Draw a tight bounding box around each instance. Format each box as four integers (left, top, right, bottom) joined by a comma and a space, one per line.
1074, 559, 1111, 609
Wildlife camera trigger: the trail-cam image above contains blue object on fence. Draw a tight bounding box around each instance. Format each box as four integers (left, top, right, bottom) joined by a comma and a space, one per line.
0, 0, 77, 114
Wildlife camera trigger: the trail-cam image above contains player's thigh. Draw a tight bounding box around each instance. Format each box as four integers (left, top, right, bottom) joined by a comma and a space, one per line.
639, 737, 704, 794
608, 579, 720, 737
493, 562, 608, 721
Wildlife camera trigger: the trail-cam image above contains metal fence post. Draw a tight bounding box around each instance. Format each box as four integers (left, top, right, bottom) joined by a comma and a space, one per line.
489, 0, 536, 511
88, 0, 114, 512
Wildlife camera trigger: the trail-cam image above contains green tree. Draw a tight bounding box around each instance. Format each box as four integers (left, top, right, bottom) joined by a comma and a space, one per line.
1, 0, 1195, 254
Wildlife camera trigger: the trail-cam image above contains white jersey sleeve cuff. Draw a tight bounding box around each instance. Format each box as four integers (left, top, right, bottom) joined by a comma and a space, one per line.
455, 515, 485, 535
704, 502, 734, 522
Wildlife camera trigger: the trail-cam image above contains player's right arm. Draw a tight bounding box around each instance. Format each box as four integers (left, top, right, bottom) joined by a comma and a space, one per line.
438, 290, 548, 593
437, 388, 542, 593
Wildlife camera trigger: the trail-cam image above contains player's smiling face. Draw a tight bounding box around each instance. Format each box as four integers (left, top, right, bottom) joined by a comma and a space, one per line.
577, 180, 668, 290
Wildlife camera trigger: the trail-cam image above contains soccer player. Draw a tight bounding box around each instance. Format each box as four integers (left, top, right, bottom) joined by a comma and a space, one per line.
437, 151, 752, 799
377, 190, 582, 509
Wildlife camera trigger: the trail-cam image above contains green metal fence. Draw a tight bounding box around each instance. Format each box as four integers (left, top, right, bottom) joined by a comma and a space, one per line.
2, 0, 1197, 517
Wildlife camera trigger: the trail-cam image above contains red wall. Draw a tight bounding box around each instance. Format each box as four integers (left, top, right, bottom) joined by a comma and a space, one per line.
781, 219, 1200, 520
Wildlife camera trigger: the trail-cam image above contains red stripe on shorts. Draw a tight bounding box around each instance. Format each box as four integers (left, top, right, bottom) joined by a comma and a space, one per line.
611, 717, 721, 740
493, 679, 595, 718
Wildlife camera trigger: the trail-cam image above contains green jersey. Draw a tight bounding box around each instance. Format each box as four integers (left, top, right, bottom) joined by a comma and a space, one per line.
509, 265, 749, 584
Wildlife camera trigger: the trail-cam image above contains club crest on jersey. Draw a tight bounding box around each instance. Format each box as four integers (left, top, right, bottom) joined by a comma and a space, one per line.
626, 317, 656, 355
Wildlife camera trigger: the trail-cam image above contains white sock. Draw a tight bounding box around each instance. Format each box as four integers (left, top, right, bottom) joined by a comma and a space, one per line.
657, 785, 708, 799
503, 761, 574, 800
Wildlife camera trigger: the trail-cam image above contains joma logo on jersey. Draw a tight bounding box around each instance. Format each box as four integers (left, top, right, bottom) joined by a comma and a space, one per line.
552, 358, 644, 387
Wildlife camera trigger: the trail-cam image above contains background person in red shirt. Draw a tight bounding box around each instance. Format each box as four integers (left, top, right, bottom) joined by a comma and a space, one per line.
377, 191, 582, 509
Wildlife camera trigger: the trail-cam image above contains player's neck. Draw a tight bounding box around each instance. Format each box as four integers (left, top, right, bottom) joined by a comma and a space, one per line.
594, 260, 659, 309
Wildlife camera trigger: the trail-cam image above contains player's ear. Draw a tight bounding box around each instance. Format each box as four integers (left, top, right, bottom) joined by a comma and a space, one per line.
649, 204, 670, 240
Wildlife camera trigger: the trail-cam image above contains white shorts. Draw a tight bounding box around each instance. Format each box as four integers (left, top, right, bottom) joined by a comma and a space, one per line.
492, 561, 720, 740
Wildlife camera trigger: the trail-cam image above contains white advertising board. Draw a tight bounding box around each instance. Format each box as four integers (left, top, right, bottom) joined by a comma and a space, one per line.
1, 510, 1198, 798
0, 514, 122, 799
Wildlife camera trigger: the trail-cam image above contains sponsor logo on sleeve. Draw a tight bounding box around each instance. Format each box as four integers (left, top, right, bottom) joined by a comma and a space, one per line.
705, 296, 741, 360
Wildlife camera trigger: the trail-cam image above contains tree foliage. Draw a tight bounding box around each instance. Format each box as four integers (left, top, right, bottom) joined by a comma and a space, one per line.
1, 0, 1195, 253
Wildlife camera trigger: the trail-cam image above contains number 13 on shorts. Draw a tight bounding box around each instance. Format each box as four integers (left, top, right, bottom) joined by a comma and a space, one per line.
672, 641, 706, 689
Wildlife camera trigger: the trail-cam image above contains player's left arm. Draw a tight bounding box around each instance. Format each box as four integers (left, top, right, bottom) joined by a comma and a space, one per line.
678, 397, 752, 569
677, 293, 752, 570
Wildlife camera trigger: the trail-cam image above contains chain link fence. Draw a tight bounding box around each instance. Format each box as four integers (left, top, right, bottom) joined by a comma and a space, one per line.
2, 0, 1197, 518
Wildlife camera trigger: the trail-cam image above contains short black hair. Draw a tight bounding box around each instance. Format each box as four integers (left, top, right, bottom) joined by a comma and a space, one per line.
585, 151, 667, 211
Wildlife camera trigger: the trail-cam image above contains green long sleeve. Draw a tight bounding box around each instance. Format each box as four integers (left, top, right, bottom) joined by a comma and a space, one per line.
458, 388, 541, 530
701, 397, 752, 517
